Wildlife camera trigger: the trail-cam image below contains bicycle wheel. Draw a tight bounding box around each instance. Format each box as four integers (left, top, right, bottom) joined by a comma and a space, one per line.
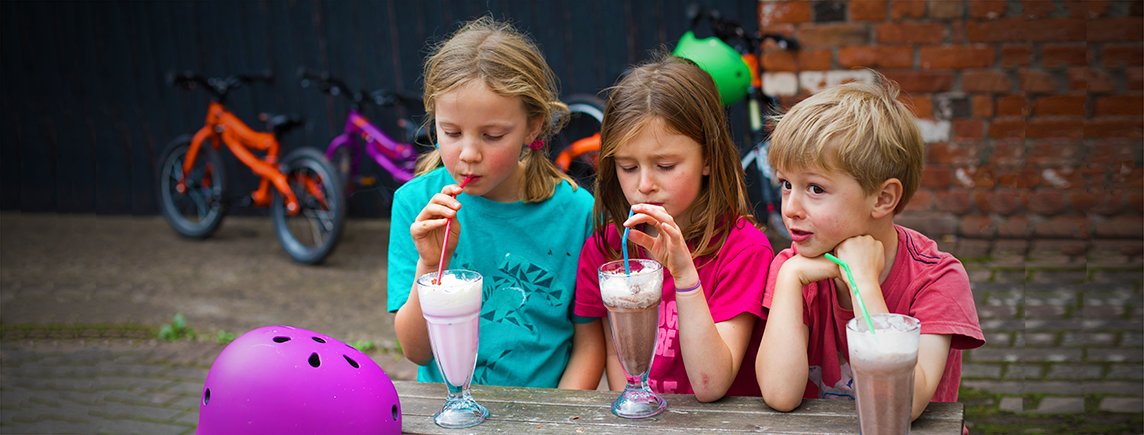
271, 148, 346, 265
156, 134, 229, 238
553, 94, 605, 192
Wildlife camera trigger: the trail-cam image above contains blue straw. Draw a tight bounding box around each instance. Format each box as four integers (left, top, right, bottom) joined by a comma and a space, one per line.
621, 209, 634, 276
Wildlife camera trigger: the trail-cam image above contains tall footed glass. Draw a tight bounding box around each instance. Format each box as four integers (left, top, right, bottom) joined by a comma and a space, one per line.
416, 270, 488, 428
599, 259, 666, 418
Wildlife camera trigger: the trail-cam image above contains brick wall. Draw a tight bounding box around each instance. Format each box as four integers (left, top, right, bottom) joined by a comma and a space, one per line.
757, 0, 1143, 246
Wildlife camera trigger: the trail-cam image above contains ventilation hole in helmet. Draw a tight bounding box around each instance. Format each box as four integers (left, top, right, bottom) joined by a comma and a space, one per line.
312, 337, 326, 343
344, 355, 360, 368
203, 388, 211, 406
392, 404, 399, 421
273, 336, 291, 343
309, 352, 321, 368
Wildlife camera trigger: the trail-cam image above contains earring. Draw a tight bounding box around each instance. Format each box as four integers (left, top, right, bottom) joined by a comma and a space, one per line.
528, 139, 544, 150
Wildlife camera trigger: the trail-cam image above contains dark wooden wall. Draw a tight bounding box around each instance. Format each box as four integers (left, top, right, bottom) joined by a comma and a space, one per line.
0, 0, 757, 217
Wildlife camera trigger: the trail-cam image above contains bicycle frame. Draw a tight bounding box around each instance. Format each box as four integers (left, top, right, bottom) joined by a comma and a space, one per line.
324, 108, 416, 185
183, 101, 321, 216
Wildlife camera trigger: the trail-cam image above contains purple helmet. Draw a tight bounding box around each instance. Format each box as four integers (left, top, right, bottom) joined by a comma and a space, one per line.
197, 326, 401, 434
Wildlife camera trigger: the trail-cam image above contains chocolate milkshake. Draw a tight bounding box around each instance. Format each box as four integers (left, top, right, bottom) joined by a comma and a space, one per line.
599, 258, 666, 418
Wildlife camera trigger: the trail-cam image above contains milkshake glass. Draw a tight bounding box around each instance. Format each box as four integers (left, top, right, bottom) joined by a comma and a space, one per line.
599, 259, 666, 418
416, 269, 488, 428
846, 313, 921, 435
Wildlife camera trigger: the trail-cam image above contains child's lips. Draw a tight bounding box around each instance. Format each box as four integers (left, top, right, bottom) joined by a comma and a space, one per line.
788, 229, 812, 242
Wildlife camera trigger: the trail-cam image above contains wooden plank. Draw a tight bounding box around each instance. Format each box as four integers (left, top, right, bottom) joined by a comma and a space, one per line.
393, 381, 963, 434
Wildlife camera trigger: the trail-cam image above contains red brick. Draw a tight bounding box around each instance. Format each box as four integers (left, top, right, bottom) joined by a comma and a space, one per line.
838, 46, 913, 68
1020, 69, 1058, 93
1027, 18, 1086, 42
1094, 216, 1143, 239
1022, 0, 1059, 18
1085, 118, 1144, 138
876, 22, 946, 44
935, 190, 972, 214
1132, 193, 1144, 214
906, 189, 934, 211
1128, 68, 1143, 91
900, 94, 934, 118
996, 94, 1029, 116
920, 45, 995, 69
962, 69, 1012, 92
850, 0, 887, 21
1027, 190, 1067, 215
1042, 44, 1088, 68
990, 140, 1026, 166
1096, 94, 1144, 116
989, 116, 1026, 138
969, 0, 1006, 19
1028, 117, 1084, 138
891, 0, 927, 19
1088, 18, 1144, 42
973, 95, 994, 117
760, 1, 812, 25
762, 50, 798, 72
1068, 189, 1098, 213
1035, 216, 1091, 238
966, 18, 1025, 42
1033, 95, 1086, 116
1132, 0, 1144, 16
929, 0, 964, 19
883, 70, 955, 92
959, 214, 996, 237
1069, 68, 1118, 93
761, 23, 799, 36
1001, 44, 1032, 68
1082, 190, 1126, 216
1085, 0, 1110, 18
1027, 142, 1083, 166
1086, 142, 1139, 167
986, 189, 1025, 215
798, 23, 871, 47
926, 142, 982, 165
1103, 44, 1144, 68
995, 167, 1041, 189
996, 215, 1033, 238
798, 50, 834, 71
953, 118, 986, 140
922, 165, 952, 189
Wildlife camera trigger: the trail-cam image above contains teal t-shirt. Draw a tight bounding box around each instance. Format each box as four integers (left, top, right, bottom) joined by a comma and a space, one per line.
387, 167, 594, 388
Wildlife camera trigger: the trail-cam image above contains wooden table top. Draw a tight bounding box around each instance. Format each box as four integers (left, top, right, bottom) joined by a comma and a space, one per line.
395, 381, 964, 434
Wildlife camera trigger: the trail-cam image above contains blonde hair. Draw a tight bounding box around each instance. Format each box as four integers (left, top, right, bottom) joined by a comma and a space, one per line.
768, 77, 924, 214
415, 16, 575, 202
595, 55, 755, 261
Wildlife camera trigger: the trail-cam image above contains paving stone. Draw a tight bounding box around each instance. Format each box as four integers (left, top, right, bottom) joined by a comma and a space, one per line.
1046, 364, 1104, 380
1023, 319, 1082, 331
1024, 305, 1068, 318
985, 289, 1024, 306
962, 363, 1003, 378
2, 420, 96, 434
962, 381, 1142, 395
999, 396, 1025, 413
967, 348, 1082, 363
88, 403, 183, 421
1083, 305, 1125, 317
1082, 319, 1144, 331
1122, 333, 1143, 347
1099, 397, 1144, 413
1061, 332, 1116, 347
980, 319, 1030, 331
1107, 364, 1144, 380
1004, 364, 1044, 380
168, 395, 202, 410
1029, 270, 1087, 285
1031, 397, 1084, 413
91, 363, 171, 377
83, 419, 189, 434
162, 382, 205, 395
163, 367, 210, 381
983, 332, 1012, 347
1088, 348, 1144, 362
1025, 332, 1057, 346
978, 305, 1019, 318
94, 376, 174, 391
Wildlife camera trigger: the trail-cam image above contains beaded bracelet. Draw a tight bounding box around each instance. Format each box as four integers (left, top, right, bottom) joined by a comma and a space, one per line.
676, 279, 702, 293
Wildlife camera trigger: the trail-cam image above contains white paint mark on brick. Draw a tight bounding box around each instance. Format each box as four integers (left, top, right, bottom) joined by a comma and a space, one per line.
797, 69, 876, 94
762, 72, 798, 97
916, 119, 951, 143
955, 167, 976, 188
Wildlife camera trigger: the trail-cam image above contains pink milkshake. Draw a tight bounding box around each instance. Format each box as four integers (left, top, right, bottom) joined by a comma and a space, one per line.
416, 269, 488, 428
846, 313, 921, 435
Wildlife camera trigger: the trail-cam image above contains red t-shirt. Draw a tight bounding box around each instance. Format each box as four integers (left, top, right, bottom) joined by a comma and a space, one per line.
762, 225, 985, 403
575, 217, 774, 396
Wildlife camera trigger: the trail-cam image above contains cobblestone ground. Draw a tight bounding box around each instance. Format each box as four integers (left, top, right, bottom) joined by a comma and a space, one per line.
1, 213, 1141, 433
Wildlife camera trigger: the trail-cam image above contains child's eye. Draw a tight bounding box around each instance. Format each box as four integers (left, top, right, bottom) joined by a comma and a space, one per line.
779, 180, 791, 190
658, 164, 675, 171
809, 185, 825, 194
485, 134, 504, 141
618, 165, 637, 173
443, 132, 460, 138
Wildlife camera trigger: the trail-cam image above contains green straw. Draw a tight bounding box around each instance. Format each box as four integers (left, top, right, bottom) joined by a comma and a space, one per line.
825, 253, 876, 335
621, 209, 634, 276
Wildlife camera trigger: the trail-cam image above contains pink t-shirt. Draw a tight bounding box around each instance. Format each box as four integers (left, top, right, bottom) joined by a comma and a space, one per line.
575, 217, 773, 396
762, 225, 985, 403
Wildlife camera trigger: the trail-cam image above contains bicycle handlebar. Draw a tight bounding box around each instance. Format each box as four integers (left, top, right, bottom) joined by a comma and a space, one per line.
688, 4, 799, 53
167, 69, 275, 100
297, 66, 422, 109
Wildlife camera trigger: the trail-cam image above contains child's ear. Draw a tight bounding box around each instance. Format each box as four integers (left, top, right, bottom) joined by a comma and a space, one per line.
871, 178, 903, 218
526, 116, 544, 144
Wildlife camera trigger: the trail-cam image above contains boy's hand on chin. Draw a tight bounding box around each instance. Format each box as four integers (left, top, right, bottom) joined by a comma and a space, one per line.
833, 236, 884, 283
782, 254, 842, 287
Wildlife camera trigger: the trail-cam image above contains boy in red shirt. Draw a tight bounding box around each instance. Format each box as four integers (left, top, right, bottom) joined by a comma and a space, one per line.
755, 79, 984, 425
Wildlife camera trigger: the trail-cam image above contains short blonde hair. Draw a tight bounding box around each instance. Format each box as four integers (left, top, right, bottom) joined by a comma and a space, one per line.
768, 78, 924, 214
416, 16, 575, 202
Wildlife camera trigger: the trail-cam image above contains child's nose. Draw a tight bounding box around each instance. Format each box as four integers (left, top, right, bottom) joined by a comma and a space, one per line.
638, 171, 656, 194
783, 193, 805, 219
457, 138, 481, 163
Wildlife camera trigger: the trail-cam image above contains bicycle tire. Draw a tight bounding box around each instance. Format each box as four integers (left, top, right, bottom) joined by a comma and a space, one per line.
553, 94, 606, 192
156, 134, 229, 238
271, 148, 347, 265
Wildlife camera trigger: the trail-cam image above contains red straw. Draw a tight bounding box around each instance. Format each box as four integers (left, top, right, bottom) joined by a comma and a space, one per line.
435, 175, 473, 285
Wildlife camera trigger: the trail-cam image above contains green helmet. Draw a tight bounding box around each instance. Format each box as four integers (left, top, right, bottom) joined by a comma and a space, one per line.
672, 31, 751, 106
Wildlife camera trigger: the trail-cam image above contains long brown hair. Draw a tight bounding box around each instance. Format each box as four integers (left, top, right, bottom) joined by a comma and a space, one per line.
595, 55, 755, 261
415, 16, 577, 202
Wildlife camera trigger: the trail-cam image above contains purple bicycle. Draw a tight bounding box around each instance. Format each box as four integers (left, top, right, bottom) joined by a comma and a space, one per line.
297, 67, 428, 201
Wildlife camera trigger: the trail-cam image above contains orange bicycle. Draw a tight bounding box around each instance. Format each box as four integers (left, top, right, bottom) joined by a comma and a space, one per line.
158, 70, 346, 264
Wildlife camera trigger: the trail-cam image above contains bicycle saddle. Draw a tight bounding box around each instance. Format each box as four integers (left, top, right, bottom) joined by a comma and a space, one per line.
259, 113, 304, 135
